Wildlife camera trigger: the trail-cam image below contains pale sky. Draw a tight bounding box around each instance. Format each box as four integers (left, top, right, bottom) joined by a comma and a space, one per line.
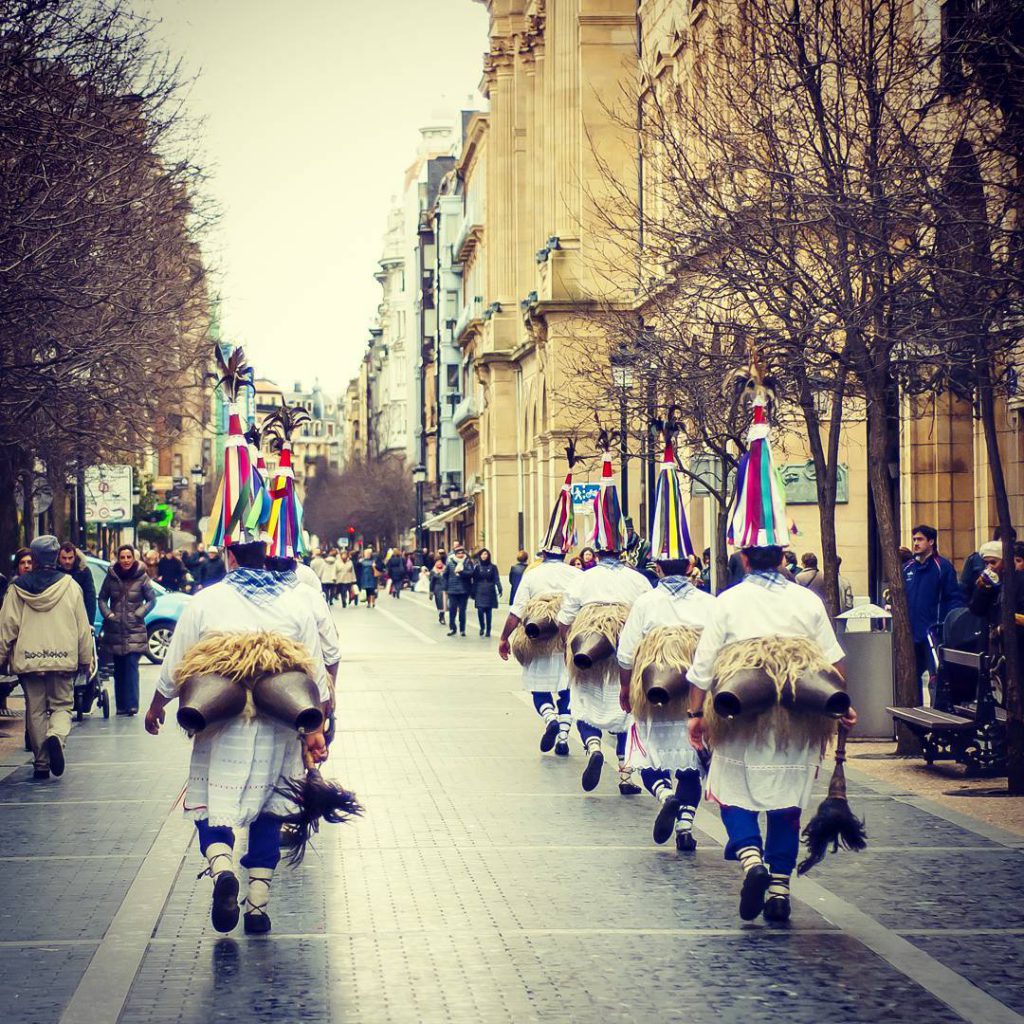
141, 0, 488, 395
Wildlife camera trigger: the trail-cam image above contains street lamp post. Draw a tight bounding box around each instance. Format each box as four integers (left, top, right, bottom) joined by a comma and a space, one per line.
191, 464, 205, 540
412, 463, 427, 550
610, 350, 634, 519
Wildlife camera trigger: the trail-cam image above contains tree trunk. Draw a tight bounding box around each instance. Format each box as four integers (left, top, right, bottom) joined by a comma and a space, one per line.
0, 449, 20, 566
20, 458, 34, 546
865, 384, 917, 751
977, 372, 1024, 793
715, 495, 729, 593
48, 459, 68, 542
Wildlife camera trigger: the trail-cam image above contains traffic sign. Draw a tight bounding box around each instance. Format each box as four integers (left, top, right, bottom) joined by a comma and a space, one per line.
84, 465, 134, 524
571, 482, 600, 510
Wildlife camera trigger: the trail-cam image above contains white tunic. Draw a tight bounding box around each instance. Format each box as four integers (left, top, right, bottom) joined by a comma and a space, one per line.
557, 559, 652, 732
619, 581, 715, 772
510, 558, 579, 693
157, 579, 330, 827
687, 573, 845, 811
295, 563, 341, 666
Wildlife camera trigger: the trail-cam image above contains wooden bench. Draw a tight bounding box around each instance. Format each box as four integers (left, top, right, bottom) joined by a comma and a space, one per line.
886, 706, 976, 764
887, 645, 1006, 772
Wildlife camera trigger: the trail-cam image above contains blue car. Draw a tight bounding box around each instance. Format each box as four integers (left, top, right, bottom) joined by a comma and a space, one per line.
86, 556, 190, 664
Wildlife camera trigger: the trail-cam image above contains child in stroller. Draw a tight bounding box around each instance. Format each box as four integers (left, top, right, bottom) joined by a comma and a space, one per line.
73, 634, 111, 721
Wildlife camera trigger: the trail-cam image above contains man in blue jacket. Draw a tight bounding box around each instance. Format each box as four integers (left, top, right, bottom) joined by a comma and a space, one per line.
903, 524, 964, 702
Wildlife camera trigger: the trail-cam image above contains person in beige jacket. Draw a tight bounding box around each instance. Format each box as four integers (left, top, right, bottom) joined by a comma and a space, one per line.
0, 536, 94, 779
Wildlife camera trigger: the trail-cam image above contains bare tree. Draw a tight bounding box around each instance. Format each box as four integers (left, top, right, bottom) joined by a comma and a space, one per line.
0, 1, 213, 562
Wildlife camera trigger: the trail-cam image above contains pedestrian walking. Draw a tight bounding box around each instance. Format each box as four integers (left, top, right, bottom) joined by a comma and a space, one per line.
157, 548, 187, 592
58, 542, 97, 625
443, 544, 473, 636
386, 549, 407, 599
335, 550, 357, 607
98, 545, 157, 715
143, 549, 160, 580
0, 536, 93, 780
903, 525, 964, 702
14, 547, 33, 577
795, 552, 827, 600
471, 549, 502, 636
357, 547, 380, 608
429, 557, 447, 624
837, 557, 855, 613
508, 549, 529, 606
319, 549, 338, 605
198, 547, 227, 589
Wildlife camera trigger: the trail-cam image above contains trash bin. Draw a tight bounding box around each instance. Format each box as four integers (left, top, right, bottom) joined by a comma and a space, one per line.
836, 604, 895, 739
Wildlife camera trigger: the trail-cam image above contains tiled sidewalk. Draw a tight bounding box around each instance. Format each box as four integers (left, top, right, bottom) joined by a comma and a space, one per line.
1, 595, 1022, 1023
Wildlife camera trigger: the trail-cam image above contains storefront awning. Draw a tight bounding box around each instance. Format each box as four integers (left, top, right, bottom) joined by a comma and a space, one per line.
421, 502, 473, 532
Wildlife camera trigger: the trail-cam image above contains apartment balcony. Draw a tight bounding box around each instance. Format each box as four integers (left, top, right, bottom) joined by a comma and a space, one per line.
453, 298, 485, 345
451, 394, 479, 432
454, 211, 484, 262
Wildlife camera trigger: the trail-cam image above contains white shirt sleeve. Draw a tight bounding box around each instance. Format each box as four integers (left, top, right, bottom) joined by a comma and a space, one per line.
616, 602, 647, 670
811, 601, 846, 664
556, 576, 583, 626
156, 601, 203, 699
296, 608, 331, 701
686, 602, 726, 689
311, 594, 341, 665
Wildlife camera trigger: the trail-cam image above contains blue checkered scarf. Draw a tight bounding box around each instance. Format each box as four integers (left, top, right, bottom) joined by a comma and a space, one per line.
658, 575, 693, 597
747, 569, 788, 592
598, 555, 625, 569
225, 568, 298, 605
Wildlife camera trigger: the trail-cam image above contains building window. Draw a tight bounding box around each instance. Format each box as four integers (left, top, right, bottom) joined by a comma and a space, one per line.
447, 364, 460, 389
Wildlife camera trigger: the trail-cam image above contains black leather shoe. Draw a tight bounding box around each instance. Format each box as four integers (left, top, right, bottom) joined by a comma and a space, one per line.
33, 768, 50, 780
581, 750, 604, 791
554, 738, 570, 756
211, 871, 240, 933
675, 830, 698, 853
618, 780, 642, 796
763, 894, 791, 923
539, 719, 559, 753
447, 629, 456, 636
653, 796, 681, 844
243, 910, 272, 935
45, 736, 65, 777
739, 865, 771, 921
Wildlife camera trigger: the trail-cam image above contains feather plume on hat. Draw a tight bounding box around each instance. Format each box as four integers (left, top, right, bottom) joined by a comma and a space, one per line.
541, 439, 581, 554
727, 356, 792, 549
590, 424, 626, 553
205, 345, 258, 548
262, 403, 311, 558
649, 407, 695, 561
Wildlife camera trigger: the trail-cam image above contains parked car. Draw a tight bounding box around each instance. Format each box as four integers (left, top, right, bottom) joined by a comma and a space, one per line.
86, 556, 190, 664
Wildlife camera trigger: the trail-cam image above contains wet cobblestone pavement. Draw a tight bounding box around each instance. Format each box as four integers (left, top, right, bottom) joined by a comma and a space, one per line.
3, 595, 1023, 1023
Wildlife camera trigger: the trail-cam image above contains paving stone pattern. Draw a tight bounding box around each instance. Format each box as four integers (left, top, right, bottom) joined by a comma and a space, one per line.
1, 595, 1022, 1023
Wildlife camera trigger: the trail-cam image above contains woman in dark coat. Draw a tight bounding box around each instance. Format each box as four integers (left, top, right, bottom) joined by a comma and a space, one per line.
98, 545, 156, 715
386, 550, 407, 599
429, 557, 447, 624
471, 548, 502, 637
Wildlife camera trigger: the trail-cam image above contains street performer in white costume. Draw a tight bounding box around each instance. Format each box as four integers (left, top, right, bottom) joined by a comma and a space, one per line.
686, 368, 857, 922
144, 354, 332, 936
558, 435, 650, 794
618, 421, 714, 850
498, 443, 580, 755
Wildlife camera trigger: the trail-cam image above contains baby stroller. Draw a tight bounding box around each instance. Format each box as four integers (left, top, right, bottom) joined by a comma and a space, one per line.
73, 635, 111, 722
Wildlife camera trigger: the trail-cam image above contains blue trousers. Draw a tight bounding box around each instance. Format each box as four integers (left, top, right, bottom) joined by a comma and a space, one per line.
640, 767, 702, 806
719, 805, 801, 875
532, 689, 571, 716
195, 814, 282, 870
112, 652, 141, 712
576, 720, 627, 758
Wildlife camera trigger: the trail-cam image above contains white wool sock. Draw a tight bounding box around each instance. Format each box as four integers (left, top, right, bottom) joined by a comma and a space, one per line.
538, 703, 556, 724
556, 714, 572, 739
736, 846, 764, 874
205, 843, 233, 878
675, 804, 697, 833
651, 778, 672, 804
585, 736, 602, 754
246, 868, 273, 916
767, 873, 790, 899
